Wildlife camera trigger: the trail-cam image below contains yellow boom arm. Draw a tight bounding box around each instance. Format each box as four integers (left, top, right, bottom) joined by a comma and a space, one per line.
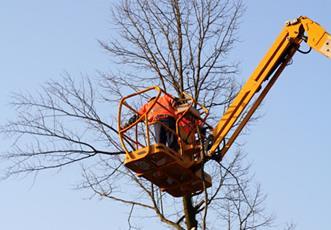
208, 16, 331, 160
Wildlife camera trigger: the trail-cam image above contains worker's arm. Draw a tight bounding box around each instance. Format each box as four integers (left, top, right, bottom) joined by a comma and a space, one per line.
208, 16, 331, 160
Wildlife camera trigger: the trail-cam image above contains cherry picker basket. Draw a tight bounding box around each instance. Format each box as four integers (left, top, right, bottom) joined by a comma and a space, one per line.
118, 86, 212, 197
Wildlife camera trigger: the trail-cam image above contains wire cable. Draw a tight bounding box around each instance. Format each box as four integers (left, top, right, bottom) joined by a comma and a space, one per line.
297, 46, 312, 54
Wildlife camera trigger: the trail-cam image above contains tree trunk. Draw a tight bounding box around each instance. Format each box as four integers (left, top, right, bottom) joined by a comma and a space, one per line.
183, 195, 197, 230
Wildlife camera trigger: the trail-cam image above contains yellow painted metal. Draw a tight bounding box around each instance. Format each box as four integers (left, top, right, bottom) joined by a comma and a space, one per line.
124, 143, 211, 197
118, 86, 162, 157
300, 17, 331, 58
118, 87, 211, 197
208, 16, 331, 159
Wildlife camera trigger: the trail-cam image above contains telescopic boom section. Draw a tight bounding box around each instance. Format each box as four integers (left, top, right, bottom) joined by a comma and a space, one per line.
208, 16, 331, 159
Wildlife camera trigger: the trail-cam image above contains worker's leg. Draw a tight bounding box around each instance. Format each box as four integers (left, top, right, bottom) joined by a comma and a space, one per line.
154, 122, 167, 145
164, 117, 179, 151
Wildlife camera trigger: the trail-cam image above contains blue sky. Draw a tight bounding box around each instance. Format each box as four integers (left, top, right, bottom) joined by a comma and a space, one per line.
0, 1, 330, 229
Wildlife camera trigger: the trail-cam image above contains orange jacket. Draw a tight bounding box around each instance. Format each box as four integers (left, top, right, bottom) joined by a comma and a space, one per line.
138, 94, 176, 122
177, 111, 204, 144
178, 116, 203, 133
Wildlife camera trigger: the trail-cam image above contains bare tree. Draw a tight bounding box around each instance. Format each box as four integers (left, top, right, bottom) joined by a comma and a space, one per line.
0, 0, 282, 229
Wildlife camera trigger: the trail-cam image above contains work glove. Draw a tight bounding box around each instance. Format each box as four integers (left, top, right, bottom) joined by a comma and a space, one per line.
124, 114, 139, 128
123, 122, 129, 128
128, 114, 138, 124
200, 126, 208, 136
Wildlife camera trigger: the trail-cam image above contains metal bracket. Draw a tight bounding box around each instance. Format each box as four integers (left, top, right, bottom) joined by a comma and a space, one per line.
320, 38, 331, 58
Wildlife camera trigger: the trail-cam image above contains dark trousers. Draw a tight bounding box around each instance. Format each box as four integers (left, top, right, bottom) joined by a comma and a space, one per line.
154, 117, 179, 151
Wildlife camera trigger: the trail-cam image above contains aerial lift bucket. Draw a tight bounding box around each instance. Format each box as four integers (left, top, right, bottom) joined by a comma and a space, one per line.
124, 143, 211, 197
118, 86, 211, 197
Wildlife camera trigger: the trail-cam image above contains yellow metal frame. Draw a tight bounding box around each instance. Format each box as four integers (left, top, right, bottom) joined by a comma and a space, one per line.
118, 86, 211, 196
208, 16, 331, 159
118, 86, 162, 158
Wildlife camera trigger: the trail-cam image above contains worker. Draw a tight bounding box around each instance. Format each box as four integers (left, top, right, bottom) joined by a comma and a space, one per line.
178, 112, 207, 146
125, 94, 179, 151
174, 102, 206, 143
